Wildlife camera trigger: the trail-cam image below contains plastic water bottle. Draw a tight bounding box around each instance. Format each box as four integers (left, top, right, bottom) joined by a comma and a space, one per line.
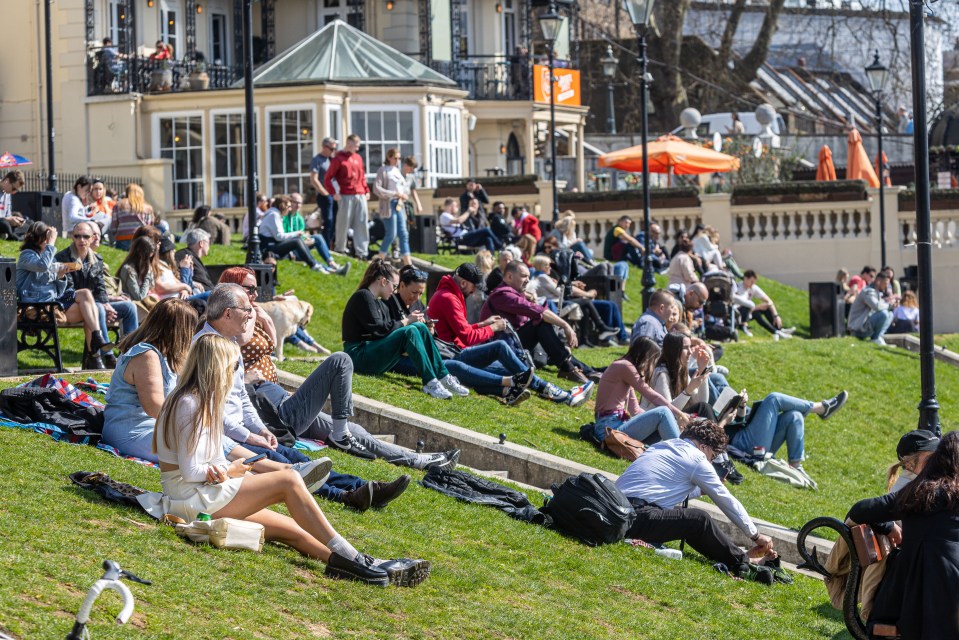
196, 512, 211, 522
655, 547, 683, 560
753, 446, 766, 459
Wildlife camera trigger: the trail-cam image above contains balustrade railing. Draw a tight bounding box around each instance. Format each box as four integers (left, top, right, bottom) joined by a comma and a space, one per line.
899, 210, 959, 248
732, 204, 872, 242
87, 48, 241, 96
429, 56, 531, 101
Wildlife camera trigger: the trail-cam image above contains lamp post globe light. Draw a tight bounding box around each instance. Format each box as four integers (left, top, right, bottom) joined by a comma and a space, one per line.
865, 50, 889, 268
906, 0, 939, 435
601, 45, 619, 135
623, 0, 656, 308
539, 1, 565, 223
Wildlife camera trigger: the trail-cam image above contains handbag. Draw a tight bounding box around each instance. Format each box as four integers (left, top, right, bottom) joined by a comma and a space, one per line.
174, 517, 265, 552
603, 427, 646, 461
433, 337, 462, 360
134, 294, 160, 315
850, 523, 891, 568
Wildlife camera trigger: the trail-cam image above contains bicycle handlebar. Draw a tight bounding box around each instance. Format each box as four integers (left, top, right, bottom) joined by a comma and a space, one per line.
65, 560, 150, 640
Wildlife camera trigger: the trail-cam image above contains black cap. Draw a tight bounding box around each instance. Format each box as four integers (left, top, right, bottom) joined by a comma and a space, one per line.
159, 237, 176, 254
454, 263, 486, 291
897, 429, 940, 459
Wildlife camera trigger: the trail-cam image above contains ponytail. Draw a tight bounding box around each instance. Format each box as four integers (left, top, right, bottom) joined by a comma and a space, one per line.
886, 461, 903, 493
357, 257, 398, 291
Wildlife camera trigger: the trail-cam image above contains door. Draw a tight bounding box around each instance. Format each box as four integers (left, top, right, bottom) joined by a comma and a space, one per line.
210, 13, 228, 64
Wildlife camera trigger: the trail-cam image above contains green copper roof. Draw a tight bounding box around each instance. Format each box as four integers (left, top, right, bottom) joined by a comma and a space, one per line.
247, 19, 457, 87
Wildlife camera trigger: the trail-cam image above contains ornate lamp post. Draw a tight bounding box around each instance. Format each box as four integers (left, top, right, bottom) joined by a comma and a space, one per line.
538, 1, 565, 223
601, 45, 619, 135
624, 0, 656, 308
906, 0, 939, 435
865, 51, 889, 268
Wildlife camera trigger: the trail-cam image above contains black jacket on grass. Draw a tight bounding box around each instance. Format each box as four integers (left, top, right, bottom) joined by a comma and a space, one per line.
420, 468, 550, 525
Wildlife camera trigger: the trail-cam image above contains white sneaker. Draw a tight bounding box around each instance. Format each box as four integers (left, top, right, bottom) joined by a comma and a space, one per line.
423, 378, 453, 399
310, 263, 326, 272
872, 336, 887, 346
776, 330, 792, 340
290, 457, 333, 493
773, 332, 780, 342
741, 326, 753, 337
440, 374, 470, 396
780, 326, 797, 335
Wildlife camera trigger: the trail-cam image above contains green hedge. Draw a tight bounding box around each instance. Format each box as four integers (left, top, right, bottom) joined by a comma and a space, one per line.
558, 186, 700, 203
898, 188, 959, 201
731, 179, 868, 198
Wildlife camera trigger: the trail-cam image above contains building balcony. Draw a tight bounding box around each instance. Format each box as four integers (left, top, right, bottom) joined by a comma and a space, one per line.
430, 56, 531, 101
87, 49, 242, 97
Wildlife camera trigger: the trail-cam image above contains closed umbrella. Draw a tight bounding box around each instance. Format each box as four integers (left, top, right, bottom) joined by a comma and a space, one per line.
598, 135, 741, 175
816, 145, 837, 181
846, 129, 880, 188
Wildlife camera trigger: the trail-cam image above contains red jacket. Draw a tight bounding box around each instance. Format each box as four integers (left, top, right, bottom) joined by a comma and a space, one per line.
429, 275, 493, 348
515, 213, 542, 241
324, 150, 369, 195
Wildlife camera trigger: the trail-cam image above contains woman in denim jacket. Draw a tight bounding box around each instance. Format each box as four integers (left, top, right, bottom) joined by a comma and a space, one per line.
16, 221, 113, 368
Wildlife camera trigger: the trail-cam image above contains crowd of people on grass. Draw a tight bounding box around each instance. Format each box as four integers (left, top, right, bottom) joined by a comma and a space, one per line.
3, 153, 957, 633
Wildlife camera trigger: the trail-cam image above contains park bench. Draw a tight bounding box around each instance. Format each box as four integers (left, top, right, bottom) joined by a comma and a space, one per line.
17, 302, 120, 372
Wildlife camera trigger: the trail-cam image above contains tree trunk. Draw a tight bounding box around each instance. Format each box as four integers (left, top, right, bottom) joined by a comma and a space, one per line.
648, 0, 691, 129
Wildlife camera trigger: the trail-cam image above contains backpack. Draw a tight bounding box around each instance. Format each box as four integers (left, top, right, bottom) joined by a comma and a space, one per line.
541, 473, 636, 546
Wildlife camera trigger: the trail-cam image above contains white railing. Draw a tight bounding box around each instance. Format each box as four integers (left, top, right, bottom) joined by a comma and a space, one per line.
731, 201, 873, 242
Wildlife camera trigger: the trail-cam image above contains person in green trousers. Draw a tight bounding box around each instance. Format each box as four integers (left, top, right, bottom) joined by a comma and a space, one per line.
341, 259, 470, 400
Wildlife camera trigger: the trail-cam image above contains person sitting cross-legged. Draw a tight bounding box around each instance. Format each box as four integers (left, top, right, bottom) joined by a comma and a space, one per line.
615, 418, 779, 584
438, 197, 502, 253
143, 333, 430, 587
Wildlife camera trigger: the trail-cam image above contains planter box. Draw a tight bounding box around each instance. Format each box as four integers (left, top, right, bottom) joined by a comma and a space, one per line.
732, 191, 866, 206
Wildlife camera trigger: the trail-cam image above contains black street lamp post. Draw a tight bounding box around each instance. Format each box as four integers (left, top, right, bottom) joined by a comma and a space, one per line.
865, 51, 889, 268
243, 0, 261, 264
539, 2, 564, 223
907, 0, 939, 435
601, 45, 619, 135
624, 0, 656, 308
44, 0, 57, 193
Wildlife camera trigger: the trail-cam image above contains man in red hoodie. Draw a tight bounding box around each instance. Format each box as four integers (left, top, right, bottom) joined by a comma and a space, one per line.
324, 133, 370, 258
428, 263, 592, 407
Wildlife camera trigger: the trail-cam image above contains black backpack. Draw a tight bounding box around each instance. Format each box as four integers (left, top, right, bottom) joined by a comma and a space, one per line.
541, 473, 636, 546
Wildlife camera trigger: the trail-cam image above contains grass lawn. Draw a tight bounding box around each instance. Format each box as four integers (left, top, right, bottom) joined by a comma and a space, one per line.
0, 237, 943, 638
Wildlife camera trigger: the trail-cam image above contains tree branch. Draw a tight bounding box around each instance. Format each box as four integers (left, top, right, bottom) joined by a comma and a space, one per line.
738, 0, 786, 80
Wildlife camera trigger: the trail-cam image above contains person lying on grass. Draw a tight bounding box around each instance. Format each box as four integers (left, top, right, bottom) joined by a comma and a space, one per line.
104, 297, 405, 513
149, 333, 430, 587
213, 269, 460, 475
615, 418, 785, 585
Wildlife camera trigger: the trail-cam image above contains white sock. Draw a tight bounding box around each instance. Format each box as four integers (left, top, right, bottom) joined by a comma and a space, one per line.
329, 419, 350, 441
327, 534, 360, 561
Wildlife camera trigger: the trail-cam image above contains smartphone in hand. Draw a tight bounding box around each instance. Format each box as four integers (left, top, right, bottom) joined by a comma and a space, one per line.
243, 453, 267, 466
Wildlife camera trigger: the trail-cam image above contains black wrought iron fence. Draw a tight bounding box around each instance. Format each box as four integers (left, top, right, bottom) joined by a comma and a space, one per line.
21, 171, 139, 196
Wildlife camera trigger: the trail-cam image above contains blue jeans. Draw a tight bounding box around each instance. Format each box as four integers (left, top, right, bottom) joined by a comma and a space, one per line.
445, 340, 530, 396
239, 441, 366, 502
285, 327, 316, 347
98, 300, 139, 340
731, 392, 812, 463
379, 200, 410, 257
613, 261, 629, 282
317, 194, 335, 248
570, 240, 594, 262
593, 300, 626, 341
853, 310, 894, 340
308, 234, 335, 266
594, 407, 680, 443
458, 228, 501, 253
706, 372, 730, 404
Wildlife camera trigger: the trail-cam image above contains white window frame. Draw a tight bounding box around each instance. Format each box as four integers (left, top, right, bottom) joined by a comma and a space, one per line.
106, 0, 123, 45
153, 110, 206, 210
210, 108, 259, 209
265, 104, 317, 197
325, 105, 343, 143
160, 0, 180, 57
425, 107, 462, 187
349, 105, 420, 179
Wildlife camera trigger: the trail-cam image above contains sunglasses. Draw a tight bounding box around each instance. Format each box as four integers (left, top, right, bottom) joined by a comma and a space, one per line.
233, 360, 240, 372
73, 234, 92, 240
242, 284, 258, 296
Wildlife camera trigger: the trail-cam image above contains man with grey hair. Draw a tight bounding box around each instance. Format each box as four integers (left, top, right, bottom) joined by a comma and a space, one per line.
175, 228, 214, 292
199, 284, 459, 472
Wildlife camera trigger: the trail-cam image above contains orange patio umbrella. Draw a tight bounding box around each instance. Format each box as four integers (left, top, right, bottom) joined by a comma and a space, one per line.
846, 128, 880, 188
598, 134, 741, 175
816, 145, 837, 181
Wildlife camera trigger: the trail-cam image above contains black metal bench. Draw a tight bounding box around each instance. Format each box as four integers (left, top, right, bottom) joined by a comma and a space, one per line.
17, 302, 120, 372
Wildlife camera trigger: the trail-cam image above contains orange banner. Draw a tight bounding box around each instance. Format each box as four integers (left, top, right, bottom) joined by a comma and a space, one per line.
533, 65, 581, 106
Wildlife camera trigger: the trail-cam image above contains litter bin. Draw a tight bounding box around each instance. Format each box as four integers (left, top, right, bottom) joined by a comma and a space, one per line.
0, 258, 16, 376
579, 274, 625, 315
409, 215, 437, 254
809, 282, 845, 338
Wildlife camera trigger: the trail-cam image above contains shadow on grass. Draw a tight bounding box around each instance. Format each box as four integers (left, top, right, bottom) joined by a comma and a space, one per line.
813, 603, 854, 640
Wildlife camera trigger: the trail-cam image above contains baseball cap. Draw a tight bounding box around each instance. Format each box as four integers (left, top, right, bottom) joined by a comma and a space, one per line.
897, 429, 940, 459
454, 263, 486, 291
159, 237, 177, 255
